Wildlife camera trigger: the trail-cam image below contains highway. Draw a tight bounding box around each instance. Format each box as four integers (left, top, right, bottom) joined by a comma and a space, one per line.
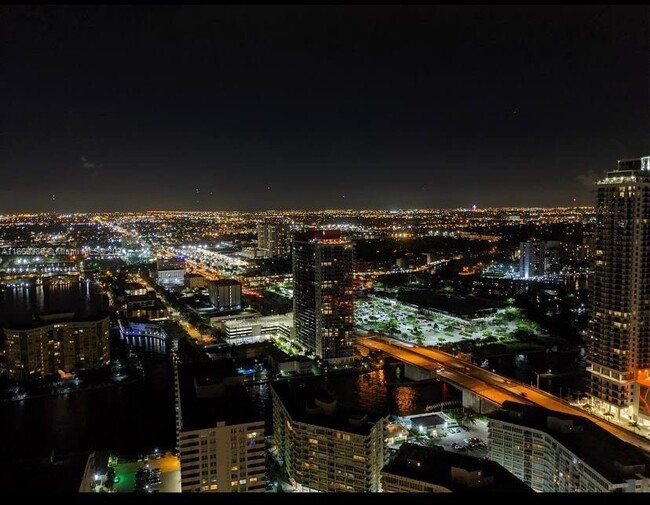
358, 335, 650, 454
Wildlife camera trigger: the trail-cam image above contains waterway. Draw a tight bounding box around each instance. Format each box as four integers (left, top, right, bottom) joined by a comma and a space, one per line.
0, 283, 587, 490
481, 348, 588, 399
0, 283, 176, 491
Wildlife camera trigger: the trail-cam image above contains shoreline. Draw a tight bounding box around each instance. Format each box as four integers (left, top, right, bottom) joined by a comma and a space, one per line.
0, 373, 144, 403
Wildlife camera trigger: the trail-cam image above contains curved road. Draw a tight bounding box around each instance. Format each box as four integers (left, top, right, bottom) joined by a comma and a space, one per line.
358, 335, 650, 454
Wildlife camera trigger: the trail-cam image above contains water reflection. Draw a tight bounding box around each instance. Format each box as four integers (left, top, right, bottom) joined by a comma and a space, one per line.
123, 335, 167, 353
482, 349, 587, 398
393, 386, 417, 413
249, 366, 461, 433
1, 281, 104, 326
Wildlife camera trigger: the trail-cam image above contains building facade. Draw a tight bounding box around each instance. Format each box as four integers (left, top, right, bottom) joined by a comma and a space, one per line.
272, 380, 386, 492
257, 221, 291, 258
221, 313, 293, 345
177, 362, 266, 493
208, 279, 242, 312
588, 156, 650, 421
4, 313, 110, 381
155, 259, 186, 287
488, 402, 650, 493
519, 241, 561, 279
179, 420, 266, 493
292, 230, 355, 361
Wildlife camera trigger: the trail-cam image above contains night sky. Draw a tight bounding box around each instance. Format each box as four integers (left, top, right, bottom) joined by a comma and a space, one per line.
1, 5, 649, 212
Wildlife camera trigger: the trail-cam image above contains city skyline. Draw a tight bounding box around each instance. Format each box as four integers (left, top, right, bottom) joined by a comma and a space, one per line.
3, 4, 650, 495
2, 5, 649, 212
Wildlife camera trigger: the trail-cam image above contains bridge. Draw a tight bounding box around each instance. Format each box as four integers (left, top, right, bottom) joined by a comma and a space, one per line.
357, 334, 650, 454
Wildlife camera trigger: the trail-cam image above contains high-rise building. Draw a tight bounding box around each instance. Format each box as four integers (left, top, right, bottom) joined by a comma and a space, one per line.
292, 230, 355, 361
588, 156, 650, 421
271, 379, 387, 493
4, 313, 110, 381
488, 401, 650, 492
257, 221, 291, 258
382, 443, 532, 493
519, 240, 561, 279
177, 362, 266, 493
208, 279, 242, 312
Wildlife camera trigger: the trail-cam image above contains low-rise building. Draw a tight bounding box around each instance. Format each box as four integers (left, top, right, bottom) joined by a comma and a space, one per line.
155, 259, 186, 287
406, 413, 448, 437
124, 291, 168, 320
220, 313, 293, 345
186, 273, 209, 289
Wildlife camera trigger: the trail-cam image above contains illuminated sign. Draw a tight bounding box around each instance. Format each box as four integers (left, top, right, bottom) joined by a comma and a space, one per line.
642, 156, 650, 171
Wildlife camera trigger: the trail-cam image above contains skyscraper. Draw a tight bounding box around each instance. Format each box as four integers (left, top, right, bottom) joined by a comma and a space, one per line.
519, 240, 561, 279
588, 156, 650, 422
292, 229, 355, 362
257, 220, 291, 258
519, 241, 546, 279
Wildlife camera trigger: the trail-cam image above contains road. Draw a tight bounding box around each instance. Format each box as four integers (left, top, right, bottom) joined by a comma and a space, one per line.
358, 335, 650, 454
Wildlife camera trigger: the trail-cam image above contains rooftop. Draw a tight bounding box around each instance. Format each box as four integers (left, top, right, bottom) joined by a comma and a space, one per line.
178, 360, 262, 432
294, 229, 347, 243
382, 443, 533, 493
409, 413, 447, 427
3, 312, 109, 331
489, 401, 650, 484
208, 278, 241, 287
271, 377, 385, 436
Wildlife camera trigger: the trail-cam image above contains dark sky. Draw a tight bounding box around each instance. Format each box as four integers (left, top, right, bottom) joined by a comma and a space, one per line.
1, 5, 649, 212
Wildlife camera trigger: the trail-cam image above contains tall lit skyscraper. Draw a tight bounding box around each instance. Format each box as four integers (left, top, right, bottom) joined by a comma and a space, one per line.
519, 241, 546, 278
257, 220, 291, 258
292, 229, 355, 362
588, 156, 650, 421
519, 240, 561, 278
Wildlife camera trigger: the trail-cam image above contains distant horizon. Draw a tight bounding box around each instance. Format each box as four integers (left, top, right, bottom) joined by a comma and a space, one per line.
0, 205, 596, 216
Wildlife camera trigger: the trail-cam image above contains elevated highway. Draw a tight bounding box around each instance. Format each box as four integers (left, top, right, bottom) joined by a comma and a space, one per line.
357, 334, 650, 454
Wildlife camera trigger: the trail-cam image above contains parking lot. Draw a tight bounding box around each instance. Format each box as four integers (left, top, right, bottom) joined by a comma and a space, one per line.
113, 453, 180, 493
436, 419, 489, 458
